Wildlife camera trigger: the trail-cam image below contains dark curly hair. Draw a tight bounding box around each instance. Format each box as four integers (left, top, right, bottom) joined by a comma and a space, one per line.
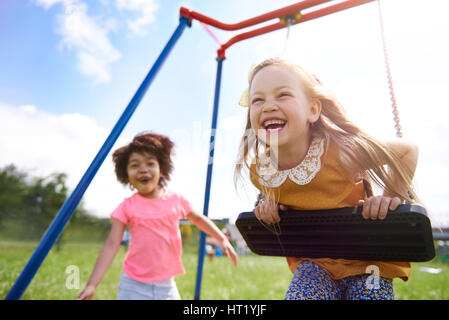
112, 132, 174, 188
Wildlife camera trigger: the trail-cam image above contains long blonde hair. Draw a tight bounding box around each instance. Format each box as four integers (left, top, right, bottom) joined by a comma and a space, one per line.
235, 57, 419, 203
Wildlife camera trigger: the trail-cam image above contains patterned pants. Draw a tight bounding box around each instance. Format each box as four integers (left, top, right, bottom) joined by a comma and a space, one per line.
285, 260, 394, 300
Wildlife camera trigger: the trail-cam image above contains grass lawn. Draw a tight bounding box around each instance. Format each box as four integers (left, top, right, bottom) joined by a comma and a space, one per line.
1, 241, 448, 300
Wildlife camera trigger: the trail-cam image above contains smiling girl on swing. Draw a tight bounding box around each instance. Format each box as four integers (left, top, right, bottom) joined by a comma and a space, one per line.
235, 57, 420, 300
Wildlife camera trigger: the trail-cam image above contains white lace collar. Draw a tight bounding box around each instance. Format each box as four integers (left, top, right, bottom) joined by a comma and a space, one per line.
257, 137, 325, 188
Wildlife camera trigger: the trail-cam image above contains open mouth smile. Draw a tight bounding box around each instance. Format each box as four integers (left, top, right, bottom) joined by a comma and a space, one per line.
262, 119, 286, 132
137, 177, 152, 184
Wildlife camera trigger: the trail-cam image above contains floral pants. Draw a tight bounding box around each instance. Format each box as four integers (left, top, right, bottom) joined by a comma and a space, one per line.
285, 260, 394, 300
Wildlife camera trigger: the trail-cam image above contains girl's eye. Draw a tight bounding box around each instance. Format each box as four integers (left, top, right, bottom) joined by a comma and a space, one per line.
279, 92, 291, 98
251, 98, 263, 105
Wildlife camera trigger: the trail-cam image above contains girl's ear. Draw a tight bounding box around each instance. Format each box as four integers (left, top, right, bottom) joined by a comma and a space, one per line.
308, 99, 322, 124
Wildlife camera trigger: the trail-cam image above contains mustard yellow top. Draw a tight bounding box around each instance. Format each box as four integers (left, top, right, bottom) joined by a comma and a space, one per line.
250, 137, 410, 281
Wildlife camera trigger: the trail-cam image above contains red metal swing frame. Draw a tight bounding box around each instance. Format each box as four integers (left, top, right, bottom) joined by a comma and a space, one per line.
180, 0, 375, 58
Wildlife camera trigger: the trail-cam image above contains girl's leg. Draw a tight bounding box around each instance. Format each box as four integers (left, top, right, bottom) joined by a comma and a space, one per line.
338, 274, 394, 300
285, 260, 340, 300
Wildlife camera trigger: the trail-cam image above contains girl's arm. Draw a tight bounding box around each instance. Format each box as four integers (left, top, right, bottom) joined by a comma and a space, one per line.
187, 211, 238, 266
383, 139, 419, 181
360, 139, 419, 220
77, 219, 126, 300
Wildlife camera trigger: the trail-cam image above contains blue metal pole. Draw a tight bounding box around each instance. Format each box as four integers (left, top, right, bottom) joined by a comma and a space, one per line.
194, 57, 225, 300
5, 17, 190, 300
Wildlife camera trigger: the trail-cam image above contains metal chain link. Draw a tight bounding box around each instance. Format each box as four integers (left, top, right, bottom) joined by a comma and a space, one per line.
377, 0, 403, 138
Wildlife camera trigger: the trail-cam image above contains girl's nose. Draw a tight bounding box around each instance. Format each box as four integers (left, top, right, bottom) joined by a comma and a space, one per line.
262, 101, 279, 112
138, 165, 149, 173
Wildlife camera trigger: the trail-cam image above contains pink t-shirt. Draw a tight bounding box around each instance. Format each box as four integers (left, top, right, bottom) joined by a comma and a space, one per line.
110, 190, 192, 283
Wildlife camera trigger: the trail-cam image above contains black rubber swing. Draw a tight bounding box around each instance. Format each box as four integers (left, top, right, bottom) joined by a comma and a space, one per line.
236, 204, 435, 262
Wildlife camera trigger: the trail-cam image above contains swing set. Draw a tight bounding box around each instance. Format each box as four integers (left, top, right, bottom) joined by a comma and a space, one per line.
5, 0, 434, 300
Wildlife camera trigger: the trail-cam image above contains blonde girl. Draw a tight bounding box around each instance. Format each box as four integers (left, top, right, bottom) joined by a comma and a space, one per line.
235, 57, 419, 300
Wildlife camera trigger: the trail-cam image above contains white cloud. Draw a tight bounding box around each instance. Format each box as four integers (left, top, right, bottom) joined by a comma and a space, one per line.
57, 1, 121, 84
115, 0, 159, 36
35, 0, 161, 83
35, 0, 121, 84
0, 103, 133, 218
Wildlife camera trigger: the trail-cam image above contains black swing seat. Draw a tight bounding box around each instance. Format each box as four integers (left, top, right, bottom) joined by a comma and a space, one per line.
235, 204, 435, 262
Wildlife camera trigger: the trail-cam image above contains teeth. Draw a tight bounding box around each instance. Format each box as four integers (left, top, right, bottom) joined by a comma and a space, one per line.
263, 119, 286, 128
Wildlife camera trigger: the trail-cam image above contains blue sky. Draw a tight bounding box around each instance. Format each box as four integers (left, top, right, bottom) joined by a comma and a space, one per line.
1, 0, 449, 227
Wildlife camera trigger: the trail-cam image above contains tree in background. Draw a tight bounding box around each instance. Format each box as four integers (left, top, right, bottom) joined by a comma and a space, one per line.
0, 164, 110, 246
22, 173, 68, 240
0, 165, 28, 226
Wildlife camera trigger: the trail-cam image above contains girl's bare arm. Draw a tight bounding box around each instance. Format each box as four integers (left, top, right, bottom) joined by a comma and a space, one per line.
187, 211, 238, 266
383, 139, 419, 180
77, 219, 126, 300
360, 139, 419, 220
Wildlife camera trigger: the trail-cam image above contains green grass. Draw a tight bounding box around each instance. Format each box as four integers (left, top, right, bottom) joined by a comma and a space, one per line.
393, 259, 449, 300
1, 241, 448, 300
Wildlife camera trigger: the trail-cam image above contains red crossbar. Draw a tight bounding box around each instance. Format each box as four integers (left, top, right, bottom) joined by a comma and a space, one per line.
180, 0, 331, 31
180, 0, 375, 58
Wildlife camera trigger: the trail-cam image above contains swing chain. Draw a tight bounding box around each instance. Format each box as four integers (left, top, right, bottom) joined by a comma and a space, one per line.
377, 0, 403, 138
280, 13, 302, 54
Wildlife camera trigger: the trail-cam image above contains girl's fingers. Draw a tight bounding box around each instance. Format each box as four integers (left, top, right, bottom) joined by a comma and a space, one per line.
264, 211, 274, 224
254, 206, 260, 220
255, 204, 270, 223
268, 202, 280, 223
378, 197, 391, 220
228, 246, 238, 266
271, 210, 280, 223
369, 196, 382, 220
362, 198, 371, 219
258, 197, 279, 224
255, 197, 284, 224
389, 197, 402, 211
362, 196, 402, 220
76, 289, 93, 300
220, 242, 238, 266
